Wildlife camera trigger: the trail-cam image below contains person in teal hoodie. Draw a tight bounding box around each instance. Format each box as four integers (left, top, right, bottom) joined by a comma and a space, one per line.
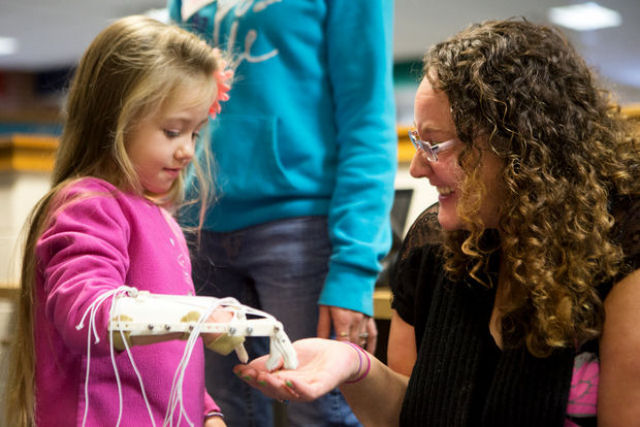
169, 1, 397, 426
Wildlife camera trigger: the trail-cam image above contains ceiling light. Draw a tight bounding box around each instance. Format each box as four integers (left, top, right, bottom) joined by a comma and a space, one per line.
548, 2, 622, 31
144, 8, 169, 24
0, 37, 18, 56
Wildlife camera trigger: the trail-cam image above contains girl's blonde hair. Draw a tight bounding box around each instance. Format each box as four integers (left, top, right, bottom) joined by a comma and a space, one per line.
5, 15, 222, 426
425, 19, 640, 357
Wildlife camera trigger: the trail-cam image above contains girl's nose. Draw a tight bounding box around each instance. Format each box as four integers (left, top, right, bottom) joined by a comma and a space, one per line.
409, 151, 433, 178
176, 139, 195, 161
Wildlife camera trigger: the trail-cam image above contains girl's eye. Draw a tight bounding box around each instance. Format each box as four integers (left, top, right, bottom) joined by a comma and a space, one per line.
192, 131, 201, 140
164, 129, 180, 138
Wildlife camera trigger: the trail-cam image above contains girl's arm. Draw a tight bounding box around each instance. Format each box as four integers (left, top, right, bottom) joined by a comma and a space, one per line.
234, 338, 409, 427
598, 268, 640, 425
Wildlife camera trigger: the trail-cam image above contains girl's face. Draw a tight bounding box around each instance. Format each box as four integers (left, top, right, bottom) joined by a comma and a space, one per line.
127, 82, 216, 196
409, 78, 505, 231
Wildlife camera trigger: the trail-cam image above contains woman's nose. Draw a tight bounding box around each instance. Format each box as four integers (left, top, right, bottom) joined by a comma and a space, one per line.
409, 151, 433, 178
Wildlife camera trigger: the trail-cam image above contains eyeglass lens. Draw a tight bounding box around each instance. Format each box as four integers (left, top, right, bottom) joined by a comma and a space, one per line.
408, 130, 437, 161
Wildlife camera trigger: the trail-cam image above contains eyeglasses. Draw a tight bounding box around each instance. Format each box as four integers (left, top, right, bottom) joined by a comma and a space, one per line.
408, 129, 456, 162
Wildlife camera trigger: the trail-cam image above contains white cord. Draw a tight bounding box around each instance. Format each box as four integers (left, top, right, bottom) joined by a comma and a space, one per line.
109, 288, 157, 427
75, 285, 136, 427
108, 323, 123, 426
163, 296, 238, 426
119, 325, 157, 427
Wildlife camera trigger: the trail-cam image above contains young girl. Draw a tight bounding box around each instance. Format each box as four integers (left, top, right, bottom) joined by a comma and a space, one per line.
4, 15, 233, 426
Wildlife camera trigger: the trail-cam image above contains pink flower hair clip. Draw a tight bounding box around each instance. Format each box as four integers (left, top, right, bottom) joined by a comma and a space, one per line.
209, 62, 233, 118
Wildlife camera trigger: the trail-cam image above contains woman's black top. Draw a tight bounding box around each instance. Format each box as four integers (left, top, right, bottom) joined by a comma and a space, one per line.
391, 196, 640, 427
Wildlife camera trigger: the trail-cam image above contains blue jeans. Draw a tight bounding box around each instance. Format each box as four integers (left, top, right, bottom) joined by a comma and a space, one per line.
190, 216, 362, 427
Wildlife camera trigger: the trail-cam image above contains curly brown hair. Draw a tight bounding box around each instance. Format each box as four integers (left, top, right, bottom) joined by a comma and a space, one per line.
424, 19, 640, 356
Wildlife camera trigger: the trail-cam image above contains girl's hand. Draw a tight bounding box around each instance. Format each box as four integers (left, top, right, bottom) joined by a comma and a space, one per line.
205, 416, 226, 427
233, 338, 361, 401
201, 309, 245, 355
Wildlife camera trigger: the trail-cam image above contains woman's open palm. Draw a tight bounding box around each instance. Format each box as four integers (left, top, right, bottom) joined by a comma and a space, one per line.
233, 338, 358, 401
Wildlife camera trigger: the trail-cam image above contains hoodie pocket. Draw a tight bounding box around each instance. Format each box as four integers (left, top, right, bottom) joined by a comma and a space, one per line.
210, 114, 292, 199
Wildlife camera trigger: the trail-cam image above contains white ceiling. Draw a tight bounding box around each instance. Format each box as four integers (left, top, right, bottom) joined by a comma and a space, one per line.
394, 0, 640, 104
1, 0, 639, 103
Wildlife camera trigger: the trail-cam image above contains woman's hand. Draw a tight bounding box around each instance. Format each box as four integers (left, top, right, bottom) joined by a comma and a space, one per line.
317, 305, 378, 353
233, 338, 361, 401
236, 337, 408, 426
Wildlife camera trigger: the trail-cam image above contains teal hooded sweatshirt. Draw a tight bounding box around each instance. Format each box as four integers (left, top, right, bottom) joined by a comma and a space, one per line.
170, 0, 397, 316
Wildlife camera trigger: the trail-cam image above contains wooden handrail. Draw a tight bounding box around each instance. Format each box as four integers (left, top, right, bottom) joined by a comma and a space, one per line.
621, 103, 640, 118
397, 125, 414, 163
0, 133, 58, 172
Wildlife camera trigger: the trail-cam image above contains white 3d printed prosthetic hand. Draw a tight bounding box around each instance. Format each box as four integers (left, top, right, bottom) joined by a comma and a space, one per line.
75, 286, 298, 426
108, 288, 299, 371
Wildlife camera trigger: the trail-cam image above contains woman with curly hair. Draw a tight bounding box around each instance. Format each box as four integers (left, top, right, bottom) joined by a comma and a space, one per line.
232, 19, 640, 426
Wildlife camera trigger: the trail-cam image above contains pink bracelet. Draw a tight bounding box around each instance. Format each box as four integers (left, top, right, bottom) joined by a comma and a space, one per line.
344, 342, 371, 384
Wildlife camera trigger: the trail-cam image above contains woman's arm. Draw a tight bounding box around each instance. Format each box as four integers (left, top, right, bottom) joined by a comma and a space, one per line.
598, 268, 640, 425
387, 310, 417, 376
234, 338, 408, 426
340, 347, 408, 427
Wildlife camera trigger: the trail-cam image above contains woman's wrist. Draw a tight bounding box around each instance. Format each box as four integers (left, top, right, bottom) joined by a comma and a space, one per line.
344, 342, 371, 384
